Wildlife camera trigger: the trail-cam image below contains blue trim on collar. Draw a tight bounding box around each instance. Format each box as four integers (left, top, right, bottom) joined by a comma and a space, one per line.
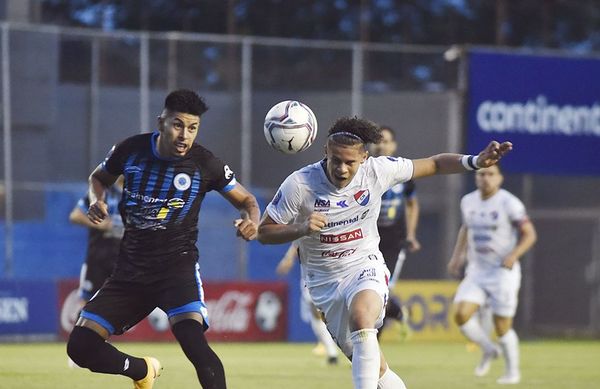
151, 131, 182, 161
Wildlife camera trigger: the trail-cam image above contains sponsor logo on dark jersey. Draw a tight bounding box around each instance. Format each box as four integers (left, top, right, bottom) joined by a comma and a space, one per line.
320, 228, 363, 244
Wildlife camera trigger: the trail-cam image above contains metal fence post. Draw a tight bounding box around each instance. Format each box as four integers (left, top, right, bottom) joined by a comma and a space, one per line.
140, 32, 150, 134
2, 23, 13, 277
238, 37, 253, 279
351, 43, 363, 117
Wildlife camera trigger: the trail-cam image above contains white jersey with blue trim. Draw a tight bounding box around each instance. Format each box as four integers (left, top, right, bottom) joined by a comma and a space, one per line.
266, 156, 414, 287
461, 188, 529, 272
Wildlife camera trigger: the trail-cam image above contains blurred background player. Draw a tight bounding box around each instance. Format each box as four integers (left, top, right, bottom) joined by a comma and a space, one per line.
276, 241, 339, 365
448, 164, 537, 385
370, 126, 421, 340
69, 176, 124, 306
65, 176, 124, 368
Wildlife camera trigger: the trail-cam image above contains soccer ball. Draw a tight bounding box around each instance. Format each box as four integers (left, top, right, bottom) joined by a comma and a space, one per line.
263, 100, 318, 154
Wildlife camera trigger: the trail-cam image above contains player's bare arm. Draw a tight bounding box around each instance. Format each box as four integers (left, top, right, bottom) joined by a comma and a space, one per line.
221, 183, 260, 241
276, 242, 298, 276
412, 141, 513, 179
69, 206, 112, 231
448, 224, 468, 277
87, 166, 118, 224
258, 212, 327, 244
405, 196, 421, 252
502, 220, 537, 269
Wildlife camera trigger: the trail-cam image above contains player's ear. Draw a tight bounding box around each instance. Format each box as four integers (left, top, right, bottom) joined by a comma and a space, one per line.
157, 115, 165, 132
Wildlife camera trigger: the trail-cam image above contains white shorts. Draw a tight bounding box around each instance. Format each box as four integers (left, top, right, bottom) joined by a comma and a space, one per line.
300, 281, 315, 323
454, 264, 522, 318
308, 262, 389, 357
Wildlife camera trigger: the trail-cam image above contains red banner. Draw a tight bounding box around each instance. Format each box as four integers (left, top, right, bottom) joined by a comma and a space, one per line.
57, 279, 287, 342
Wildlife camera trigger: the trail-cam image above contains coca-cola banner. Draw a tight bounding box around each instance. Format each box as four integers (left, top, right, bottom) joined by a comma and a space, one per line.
58, 279, 287, 342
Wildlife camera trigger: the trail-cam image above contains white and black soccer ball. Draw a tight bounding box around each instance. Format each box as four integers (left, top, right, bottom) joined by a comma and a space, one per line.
263, 100, 318, 154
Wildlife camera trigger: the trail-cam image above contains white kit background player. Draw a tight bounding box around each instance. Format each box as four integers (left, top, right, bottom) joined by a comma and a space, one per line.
448, 164, 536, 385
258, 117, 512, 389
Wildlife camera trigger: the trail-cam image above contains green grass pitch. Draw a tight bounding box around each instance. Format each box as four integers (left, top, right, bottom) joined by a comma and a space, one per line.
1, 340, 599, 388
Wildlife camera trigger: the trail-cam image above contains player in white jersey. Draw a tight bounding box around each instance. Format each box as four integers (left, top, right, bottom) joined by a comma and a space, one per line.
448, 164, 537, 385
258, 117, 512, 389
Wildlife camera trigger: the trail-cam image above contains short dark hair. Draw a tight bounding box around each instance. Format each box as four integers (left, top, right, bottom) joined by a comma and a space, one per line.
379, 125, 396, 140
164, 89, 209, 116
328, 116, 382, 146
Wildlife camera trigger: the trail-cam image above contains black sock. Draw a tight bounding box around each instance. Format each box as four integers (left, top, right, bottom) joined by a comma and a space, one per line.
172, 319, 227, 389
67, 326, 147, 380
386, 297, 403, 321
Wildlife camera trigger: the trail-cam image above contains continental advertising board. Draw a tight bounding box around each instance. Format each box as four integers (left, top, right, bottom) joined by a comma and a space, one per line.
467, 49, 600, 175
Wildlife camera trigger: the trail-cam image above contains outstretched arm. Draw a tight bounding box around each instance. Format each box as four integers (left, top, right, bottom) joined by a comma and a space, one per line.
221, 183, 261, 241
412, 141, 513, 179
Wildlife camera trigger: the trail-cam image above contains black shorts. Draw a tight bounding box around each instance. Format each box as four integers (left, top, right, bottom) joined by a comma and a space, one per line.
80, 263, 208, 336
79, 260, 116, 301
378, 227, 406, 272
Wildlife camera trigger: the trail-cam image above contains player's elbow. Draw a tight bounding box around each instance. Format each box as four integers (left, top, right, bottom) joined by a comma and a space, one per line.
256, 225, 283, 245
256, 228, 272, 244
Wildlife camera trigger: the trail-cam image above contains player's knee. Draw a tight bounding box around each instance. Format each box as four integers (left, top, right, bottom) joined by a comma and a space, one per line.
349, 310, 376, 331
67, 326, 102, 367
454, 310, 470, 326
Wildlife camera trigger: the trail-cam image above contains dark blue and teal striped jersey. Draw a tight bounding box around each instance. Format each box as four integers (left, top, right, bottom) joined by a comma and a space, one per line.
377, 180, 416, 239
101, 132, 236, 275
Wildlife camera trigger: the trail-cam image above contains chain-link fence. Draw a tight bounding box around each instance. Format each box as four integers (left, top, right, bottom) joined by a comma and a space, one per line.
1, 22, 599, 335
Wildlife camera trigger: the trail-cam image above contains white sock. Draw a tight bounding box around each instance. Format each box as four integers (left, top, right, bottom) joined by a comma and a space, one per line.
498, 329, 520, 374
310, 315, 338, 358
351, 329, 380, 389
377, 366, 407, 389
460, 317, 497, 354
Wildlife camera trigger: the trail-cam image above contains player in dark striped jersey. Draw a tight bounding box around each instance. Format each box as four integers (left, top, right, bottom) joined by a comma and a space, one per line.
371, 126, 421, 340
67, 89, 260, 389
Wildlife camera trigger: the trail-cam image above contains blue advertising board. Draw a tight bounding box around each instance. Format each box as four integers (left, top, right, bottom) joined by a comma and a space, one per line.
467, 49, 600, 175
0, 279, 58, 336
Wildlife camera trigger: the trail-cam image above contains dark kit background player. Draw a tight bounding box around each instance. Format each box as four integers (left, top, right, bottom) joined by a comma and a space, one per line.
69, 177, 124, 304
370, 126, 421, 339
67, 89, 260, 389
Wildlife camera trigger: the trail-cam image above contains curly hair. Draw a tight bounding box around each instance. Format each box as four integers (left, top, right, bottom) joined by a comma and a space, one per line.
164, 89, 209, 116
327, 116, 382, 146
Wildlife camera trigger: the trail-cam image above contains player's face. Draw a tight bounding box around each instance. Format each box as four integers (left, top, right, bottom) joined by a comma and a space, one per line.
157, 111, 200, 158
371, 129, 396, 157
475, 165, 503, 197
325, 141, 368, 189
